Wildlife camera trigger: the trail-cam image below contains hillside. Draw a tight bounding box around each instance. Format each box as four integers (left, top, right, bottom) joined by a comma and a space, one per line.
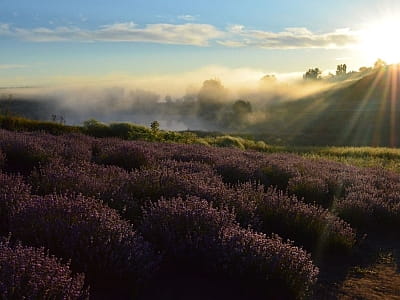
253, 66, 400, 147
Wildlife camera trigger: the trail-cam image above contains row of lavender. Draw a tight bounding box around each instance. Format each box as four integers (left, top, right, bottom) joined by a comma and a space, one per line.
0, 129, 399, 298
0, 169, 317, 299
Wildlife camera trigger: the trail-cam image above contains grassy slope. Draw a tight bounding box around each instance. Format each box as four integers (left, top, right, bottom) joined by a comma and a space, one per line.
251, 65, 400, 147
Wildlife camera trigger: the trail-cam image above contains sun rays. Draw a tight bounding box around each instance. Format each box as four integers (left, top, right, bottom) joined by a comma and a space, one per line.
359, 17, 400, 64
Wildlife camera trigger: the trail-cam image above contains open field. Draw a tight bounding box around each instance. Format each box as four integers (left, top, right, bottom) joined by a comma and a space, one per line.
1, 124, 400, 299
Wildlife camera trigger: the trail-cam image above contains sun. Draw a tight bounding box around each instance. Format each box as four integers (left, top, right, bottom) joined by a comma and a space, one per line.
359, 17, 400, 64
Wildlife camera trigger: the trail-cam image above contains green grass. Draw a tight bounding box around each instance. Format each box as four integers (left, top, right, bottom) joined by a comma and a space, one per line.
259, 145, 400, 173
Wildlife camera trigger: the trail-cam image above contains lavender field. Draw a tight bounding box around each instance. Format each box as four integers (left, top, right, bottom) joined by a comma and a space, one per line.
1, 129, 400, 299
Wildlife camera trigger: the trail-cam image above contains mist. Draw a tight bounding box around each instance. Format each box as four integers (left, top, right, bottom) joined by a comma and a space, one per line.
0, 66, 338, 132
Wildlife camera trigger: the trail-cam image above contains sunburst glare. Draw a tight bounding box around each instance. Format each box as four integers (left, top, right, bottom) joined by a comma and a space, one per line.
360, 16, 400, 64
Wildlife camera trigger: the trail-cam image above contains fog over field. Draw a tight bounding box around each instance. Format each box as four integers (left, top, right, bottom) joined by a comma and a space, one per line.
1, 66, 336, 131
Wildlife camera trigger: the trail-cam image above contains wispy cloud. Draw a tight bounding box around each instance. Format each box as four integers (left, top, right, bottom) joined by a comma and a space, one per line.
0, 22, 361, 49
177, 15, 197, 21
220, 25, 360, 49
0, 64, 28, 70
0, 22, 223, 46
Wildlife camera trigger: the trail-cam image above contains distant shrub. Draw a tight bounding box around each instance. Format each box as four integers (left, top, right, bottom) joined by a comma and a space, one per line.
0, 172, 31, 234
82, 119, 110, 138
0, 115, 80, 135
212, 136, 246, 150
10, 194, 159, 283
0, 239, 87, 299
140, 197, 318, 299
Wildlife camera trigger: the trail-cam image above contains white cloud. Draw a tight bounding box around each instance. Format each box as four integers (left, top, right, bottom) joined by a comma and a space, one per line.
0, 22, 361, 49
177, 15, 197, 21
220, 25, 360, 49
0, 22, 223, 46
217, 40, 246, 47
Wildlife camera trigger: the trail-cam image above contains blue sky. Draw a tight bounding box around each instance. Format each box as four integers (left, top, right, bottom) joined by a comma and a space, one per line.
1, 0, 400, 87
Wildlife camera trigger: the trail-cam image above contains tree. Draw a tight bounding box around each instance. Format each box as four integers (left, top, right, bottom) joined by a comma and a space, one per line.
336, 64, 347, 76
150, 120, 160, 133
197, 79, 228, 121
232, 100, 252, 115
303, 68, 322, 80
374, 58, 387, 69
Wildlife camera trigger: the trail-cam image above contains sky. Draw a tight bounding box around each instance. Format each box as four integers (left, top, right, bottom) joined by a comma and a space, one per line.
1, 0, 400, 88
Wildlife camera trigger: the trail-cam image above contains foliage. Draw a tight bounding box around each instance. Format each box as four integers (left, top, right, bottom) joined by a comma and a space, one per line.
0, 115, 80, 134
10, 194, 159, 283
2, 126, 400, 297
0, 238, 88, 299
303, 68, 322, 80
336, 64, 347, 76
140, 197, 318, 299
0, 172, 32, 234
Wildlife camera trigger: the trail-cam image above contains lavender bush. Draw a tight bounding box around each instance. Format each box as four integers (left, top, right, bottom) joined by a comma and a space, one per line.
219, 227, 318, 299
0, 172, 31, 234
0, 238, 87, 299
256, 187, 356, 253
140, 197, 318, 299
0, 130, 55, 174
92, 139, 156, 170
29, 160, 130, 213
10, 194, 159, 283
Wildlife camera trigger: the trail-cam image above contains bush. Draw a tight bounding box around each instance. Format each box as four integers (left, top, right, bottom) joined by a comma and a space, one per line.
213, 155, 264, 184
113, 161, 225, 221
0, 115, 80, 135
255, 188, 356, 254
29, 160, 129, 213
0, 131, 54, 174
0, 172, 31, 234
82, 119, 110, 138
10, 194, 159, 283
336, 168, 400, 231
140, 197, 236, 260
0, 238, 87, 299
109, 122, 152, 140
140, 197, 318, 299
218, 227, 318, 299
93, 141, 154, 170
212, 136, 246, 149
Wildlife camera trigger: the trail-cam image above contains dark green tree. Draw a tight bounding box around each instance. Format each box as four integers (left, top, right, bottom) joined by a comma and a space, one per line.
303, 68, 322, 80
150, 120, 160, 133
336, 64, 347, 76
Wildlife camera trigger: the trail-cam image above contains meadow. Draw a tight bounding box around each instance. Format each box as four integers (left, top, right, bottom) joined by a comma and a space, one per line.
1, 117, 400, 299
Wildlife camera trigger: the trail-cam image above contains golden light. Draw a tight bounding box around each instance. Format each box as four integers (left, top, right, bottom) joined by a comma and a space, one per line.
359, 17, 400, 64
